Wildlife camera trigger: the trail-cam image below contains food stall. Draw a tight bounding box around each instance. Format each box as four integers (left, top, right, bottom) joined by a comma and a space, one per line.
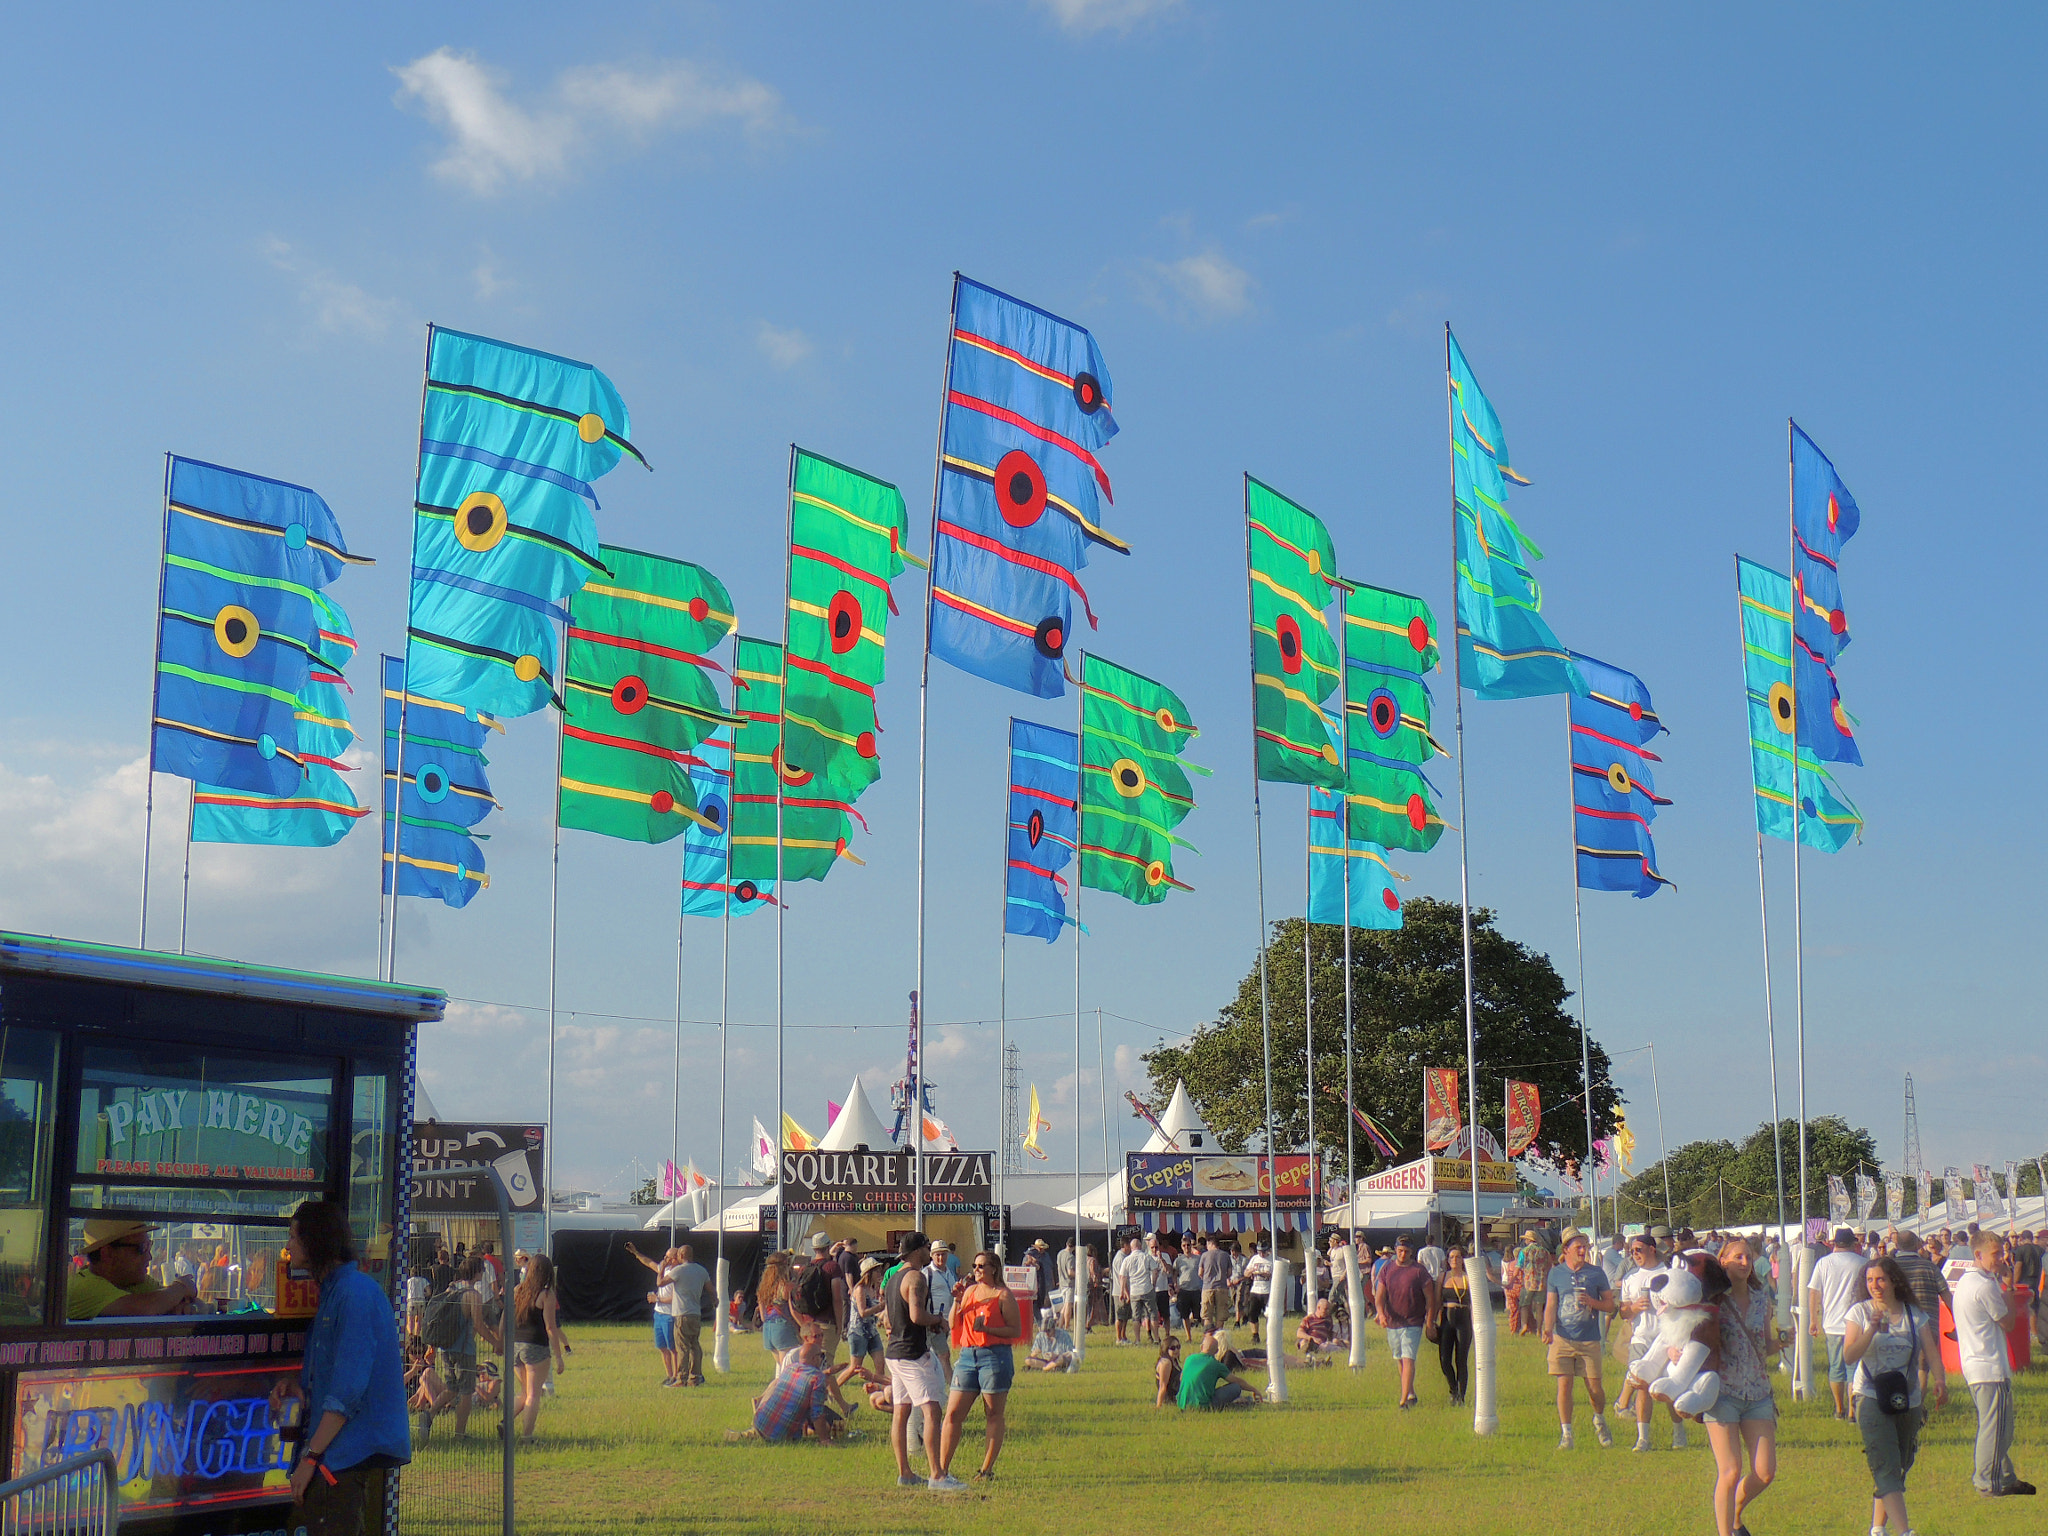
0, 931, 439, 1534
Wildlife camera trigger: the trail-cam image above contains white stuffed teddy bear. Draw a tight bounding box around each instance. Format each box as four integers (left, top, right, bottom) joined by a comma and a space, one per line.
1632, 1263, 1723, 1417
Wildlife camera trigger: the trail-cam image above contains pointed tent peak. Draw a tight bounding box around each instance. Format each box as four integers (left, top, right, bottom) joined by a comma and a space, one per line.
818, 1076, 895, 1151
1141, 1080, 1212, 1152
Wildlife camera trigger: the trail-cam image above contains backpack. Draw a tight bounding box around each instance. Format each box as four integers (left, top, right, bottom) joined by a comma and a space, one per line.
422, 1285, 470, 1350
797, 1261, 834, 1320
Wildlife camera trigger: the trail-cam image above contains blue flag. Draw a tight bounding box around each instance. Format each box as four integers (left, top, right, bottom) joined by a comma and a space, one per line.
929, 277, 1127, 699
1006, 718, 1081, 941
1308, 785, 1403, 929
1790, 423, 1862, 766
1569, 654, 1672, 897
680, 730, 775, 919
381, 654, 498, 908
1737, 558, 1862, 850
1448, 332, 1585, 700
153, 456, 370, 797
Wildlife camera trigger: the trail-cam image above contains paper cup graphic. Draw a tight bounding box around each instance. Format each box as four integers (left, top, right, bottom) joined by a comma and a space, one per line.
494, 1149, 539, 1208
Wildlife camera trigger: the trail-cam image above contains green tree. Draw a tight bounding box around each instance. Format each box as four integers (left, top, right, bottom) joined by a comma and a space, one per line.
1141, 898, 1619, 1167
630, 1176, 660, 1206
1613, 1116, 1879, 1228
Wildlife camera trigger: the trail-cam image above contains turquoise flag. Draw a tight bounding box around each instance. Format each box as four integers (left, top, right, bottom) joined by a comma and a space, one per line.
1738, 556, 1861, 850
1449, 331, 1584, 699
1308, 785, 1403, 929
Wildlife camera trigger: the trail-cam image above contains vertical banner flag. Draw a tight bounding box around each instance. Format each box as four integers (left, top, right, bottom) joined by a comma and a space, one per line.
1006, 719, 1082, 941
752, 1118, 777, 1180
406, 326, 644, 718
1884, 1171, 1905, 1220
784, 450, 912, 800
1308, 785, 1403, 929
1506, 1081, 1542, 1157
781, 1114, 815, 1153
1570, 653, 1673, 896
1826, 1174, 1851, 1225
1737, 558, 1863, 849
1916, 1169, 1934, 1220
193, 591, 371, 847
1340, 582, 1447, 852
559, 549, 737, 842
2005, 1160, 2022, 1221
381, 655, 497, 908
1789, 425, 1863, 766
153, 456, 372, 798
928, 276, 1126, 698
1023, 1085, 1050, 1160
1078, 655, 1203, 903
1246, 479, 1344, 787
1447, 332, 1584, 699
729, 637, 861, 888
1973, 1164, 1999, 1225
1856, 1174, 1879, 1221
1613, 1110, 1635, 1172
680, 729, 775, 918
1944, 1167, 1966, 1223
1423, 1068, 1462, 1151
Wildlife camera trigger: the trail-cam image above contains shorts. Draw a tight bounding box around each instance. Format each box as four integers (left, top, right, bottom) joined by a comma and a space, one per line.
1824, 1333, 1851, 1384
1178, 1289, 1201, 1323
438, 1351, 478, 1396
1701, 1392, 1776, 1425
1154, 1291, 1171, 1321
1387, 1326, 1423, 1361
1134, 1294, 1159, 1322
1116, 1300, 1134, 1323
1201, 1290, 1230, 1329
847, 1316, 882, 1357
886, 1353, 947, 1409
513, 1341, 553, 1367
1856, 1396, 1921, 1498
951, 1345, 1015, 1395
1547, 1337, 1604, 1378
762, 1315, 801, 1354
653, 1314, 674, 1351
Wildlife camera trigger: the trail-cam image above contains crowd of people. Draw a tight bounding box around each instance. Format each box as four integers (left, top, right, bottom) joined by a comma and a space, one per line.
403, 1239, 568, 1450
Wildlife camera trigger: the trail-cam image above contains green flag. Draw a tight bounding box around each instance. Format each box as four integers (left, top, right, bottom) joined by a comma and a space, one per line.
730, 636, 860, 884
783, 449, 911, 802
558, 547, 739, 843
1079, 652, 1203, 904
1247, 477, 1344, 788
1340, 582, 1448, 852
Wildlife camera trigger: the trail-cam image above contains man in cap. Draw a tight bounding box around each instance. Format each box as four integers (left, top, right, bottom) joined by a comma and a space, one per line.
807, 1233, 847, 1364
1543, 1228, 1618, 1449
68, 1220, 198, 1320
1807, 1226, 1867, 1419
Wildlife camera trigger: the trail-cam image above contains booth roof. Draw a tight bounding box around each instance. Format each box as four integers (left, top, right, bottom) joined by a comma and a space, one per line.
817, 1077, 895, 1151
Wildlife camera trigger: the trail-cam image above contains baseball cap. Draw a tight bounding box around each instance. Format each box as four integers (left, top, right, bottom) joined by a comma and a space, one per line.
932, 1241, 950, 1254
82, 1218, 156, 1255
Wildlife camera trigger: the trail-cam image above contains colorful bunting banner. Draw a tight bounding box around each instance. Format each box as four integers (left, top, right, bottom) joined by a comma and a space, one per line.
1307, 785, 1403, 929
1423, 1067, 1462, 1151
728, 638, 861, 888
1006, 718, 1081, 942
1737, 557, 1863, 850
381, 654, 499, 908
406, 326, 643, 718
679, 729, 775, 919
1340, 581, 1447, 852
1078, 654, 1203, 904
1790, 424, 1862, 767
1506, 1081, 1541, 1157
928, 276, 1126, 699
1569, 652, 1673, 897
1246, 478, 1343, 788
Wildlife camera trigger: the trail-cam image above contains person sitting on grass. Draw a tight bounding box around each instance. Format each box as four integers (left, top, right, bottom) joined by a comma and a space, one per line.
1026, 1314, 1076, 1373
1295, 1297, 1341, 1363
1154, 1337, 1183, 1406
1179, 1331, 1258, 1409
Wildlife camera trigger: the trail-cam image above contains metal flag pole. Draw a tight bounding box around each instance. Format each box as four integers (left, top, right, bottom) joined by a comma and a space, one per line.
1445, 325, 1495, 1435
670, 864, 686, 1250
911, 276, 961, 1234
385, 323, 437, 985
1097, 1004, 1110, 1331
1070, 664, 1085, 1368
714, 637, 737, 1373
1648, 1040, 1673, 1229
997, 750, 1010, 1260
139, 453, 174, 950
1786, 419, 1812, 1399
1240, 479, 1280, 1256
1566, 700, 1597, 1247
1302, 795, 1318, 1312
775, 446, 796, 1253
177, 792, 195, 956
544, 619, 568, 1243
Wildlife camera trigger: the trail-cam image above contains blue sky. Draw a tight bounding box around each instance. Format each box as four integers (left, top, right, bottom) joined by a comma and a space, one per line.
1, 2, 2039, 1197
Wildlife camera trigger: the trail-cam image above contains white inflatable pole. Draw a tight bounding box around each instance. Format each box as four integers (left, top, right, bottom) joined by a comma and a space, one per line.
1345, 1246, 1368, 1370
1467, 1253, 1498, 1434
1265, 1258, 1290, 1402
1792, 1242, 1814, 1400
712, 1258, 731, 1374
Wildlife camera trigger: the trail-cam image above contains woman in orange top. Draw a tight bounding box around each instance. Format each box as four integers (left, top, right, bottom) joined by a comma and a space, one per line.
941, 1251, 1022, 1482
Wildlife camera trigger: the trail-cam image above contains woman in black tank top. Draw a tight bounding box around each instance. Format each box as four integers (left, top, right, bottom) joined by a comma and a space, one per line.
510, 1256, 565, 1445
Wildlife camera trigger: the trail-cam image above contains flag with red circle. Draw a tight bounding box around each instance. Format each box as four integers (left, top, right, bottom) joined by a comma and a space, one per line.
1569, 652, 1673, 897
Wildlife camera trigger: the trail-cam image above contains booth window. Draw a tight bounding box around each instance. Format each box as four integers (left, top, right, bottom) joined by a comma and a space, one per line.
349, 1070, 393, 1275
66, 1045, 337, 1322
0, 1029, 59, 1324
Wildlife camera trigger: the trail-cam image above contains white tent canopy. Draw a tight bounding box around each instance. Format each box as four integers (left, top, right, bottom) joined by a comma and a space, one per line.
1057, 1079, 1214, 1223
818, 1077, 895, 1151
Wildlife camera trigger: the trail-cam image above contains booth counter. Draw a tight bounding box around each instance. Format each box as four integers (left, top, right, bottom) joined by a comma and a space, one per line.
0, 932, 440, 1535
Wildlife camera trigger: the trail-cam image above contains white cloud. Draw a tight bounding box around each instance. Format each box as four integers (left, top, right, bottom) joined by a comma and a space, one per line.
471, 247, 513, 301
1385, 288, 1452, 337
1137, 249, 1255, 324
1040, 0, 1183, 35
755, 321, 813, 368
262, 238, 400, 338
392, 47, 782, 195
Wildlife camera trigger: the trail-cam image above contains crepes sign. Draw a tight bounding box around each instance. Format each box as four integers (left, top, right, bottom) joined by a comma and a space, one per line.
1124, 1153, 1318, 1213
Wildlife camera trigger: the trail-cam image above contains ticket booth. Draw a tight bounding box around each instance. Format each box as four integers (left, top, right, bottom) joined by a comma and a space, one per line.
0, 931, 440, 1534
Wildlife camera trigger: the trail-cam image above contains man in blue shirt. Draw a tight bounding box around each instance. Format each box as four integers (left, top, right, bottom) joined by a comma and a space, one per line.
1542, 1227, 1618, 1451
270, 1198, 410, 1534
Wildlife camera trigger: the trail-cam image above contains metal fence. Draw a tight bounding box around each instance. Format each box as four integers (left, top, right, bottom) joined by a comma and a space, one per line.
0, 1450, 118, 1536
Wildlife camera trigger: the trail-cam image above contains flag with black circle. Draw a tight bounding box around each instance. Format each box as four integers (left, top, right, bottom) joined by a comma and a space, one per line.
1078, 654, 1203, 905
381, 654, 498, 908
1246, 478, 1344, 789
1005, 717, 1081, 942
1568, 652, 1673, 897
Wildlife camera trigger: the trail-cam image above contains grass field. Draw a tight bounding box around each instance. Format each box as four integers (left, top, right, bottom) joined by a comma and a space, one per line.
409, 1319, 2044, 1535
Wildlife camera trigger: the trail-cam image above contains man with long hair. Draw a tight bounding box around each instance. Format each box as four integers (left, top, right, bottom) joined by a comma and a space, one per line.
268, 1199, 409, 1536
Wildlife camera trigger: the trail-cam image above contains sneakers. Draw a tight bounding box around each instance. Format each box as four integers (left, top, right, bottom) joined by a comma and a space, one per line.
896, 1475, 923, 1488
1633, 1429, 1652, 1452
1558, 1428, 1574, 1450
970, 1469, 996, 1483
928, 1475, 968, 1493
1671, 1423, 1688, 1450
1592, 1416, 1613, 1449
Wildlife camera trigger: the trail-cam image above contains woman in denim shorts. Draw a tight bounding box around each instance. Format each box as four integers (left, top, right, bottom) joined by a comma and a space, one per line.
846, 1256, 887, 1370
941, 1251, 1023, 1482
1702, 1237, 1781, 1536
